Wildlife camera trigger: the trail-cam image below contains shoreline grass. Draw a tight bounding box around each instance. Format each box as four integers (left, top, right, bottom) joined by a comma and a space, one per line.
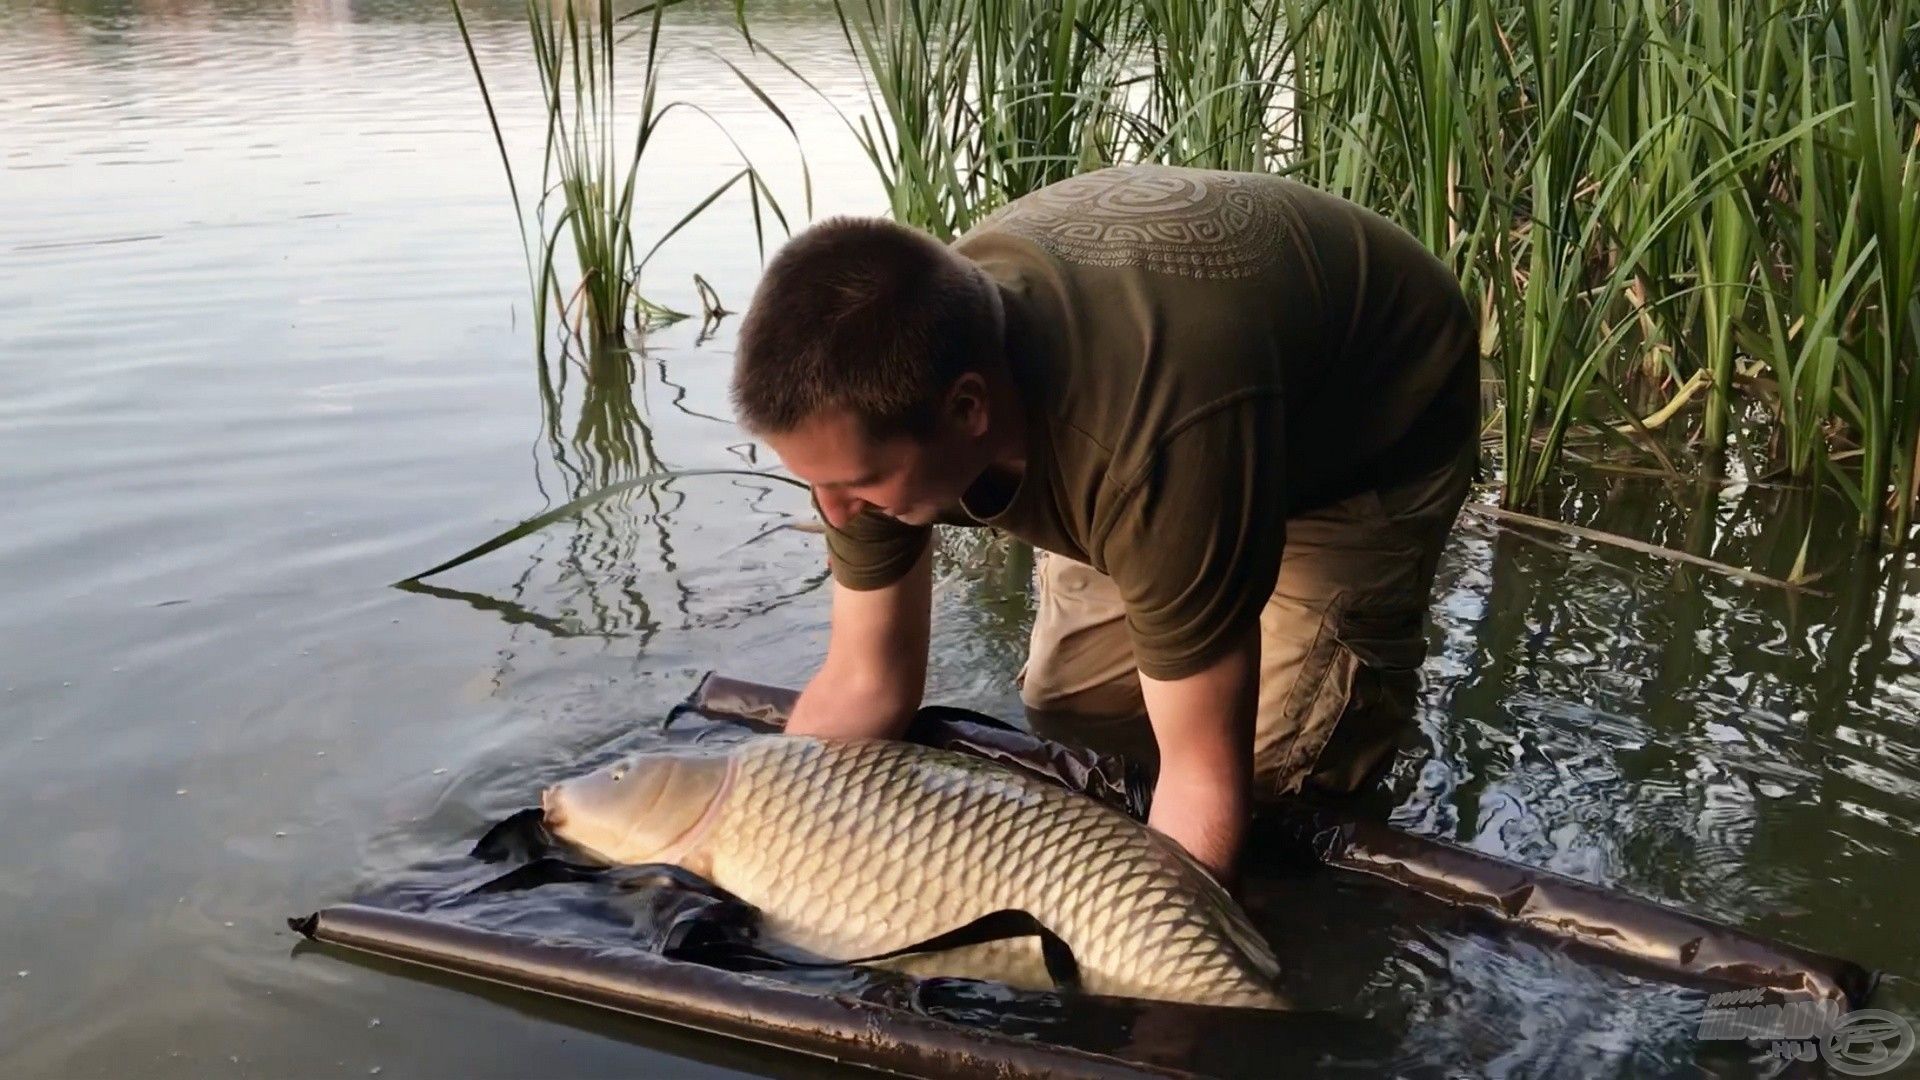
449, 0, 1920, 546
785, 0, 1920, 544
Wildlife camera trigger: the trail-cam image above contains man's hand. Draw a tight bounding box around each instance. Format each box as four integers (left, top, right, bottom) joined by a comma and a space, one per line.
787, 544, 933, 740
1137, 628, 1260, 885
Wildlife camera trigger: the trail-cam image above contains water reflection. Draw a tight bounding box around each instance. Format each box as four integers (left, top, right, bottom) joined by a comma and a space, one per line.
1393, 466, 1920, 1019
395, 330, 835, 651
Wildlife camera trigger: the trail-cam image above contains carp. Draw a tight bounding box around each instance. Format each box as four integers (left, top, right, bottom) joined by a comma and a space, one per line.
541, 734, 1285, 1009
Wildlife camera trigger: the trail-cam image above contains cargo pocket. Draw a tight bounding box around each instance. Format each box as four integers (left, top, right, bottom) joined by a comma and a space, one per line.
1302, 597, 1427, 796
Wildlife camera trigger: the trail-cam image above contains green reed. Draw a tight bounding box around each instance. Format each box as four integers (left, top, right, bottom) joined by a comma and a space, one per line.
824, 0, 1134, 240
796, 0, 1920, 544
453, 0, 795, 348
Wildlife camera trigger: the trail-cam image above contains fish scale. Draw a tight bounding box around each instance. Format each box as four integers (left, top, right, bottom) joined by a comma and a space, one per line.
697, 736, 1285, 1008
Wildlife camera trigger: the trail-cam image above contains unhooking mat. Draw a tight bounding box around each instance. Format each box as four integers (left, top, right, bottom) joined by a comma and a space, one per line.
290, 673, 1875, 1078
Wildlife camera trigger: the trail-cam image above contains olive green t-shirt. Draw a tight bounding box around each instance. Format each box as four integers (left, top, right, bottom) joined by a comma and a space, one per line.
822, 164, 1478, 680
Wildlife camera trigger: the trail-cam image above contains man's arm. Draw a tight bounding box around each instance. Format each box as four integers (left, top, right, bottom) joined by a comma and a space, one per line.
1137, 626, 1260, 885
787, 543, 933, 740
1097, 398, 1285, 884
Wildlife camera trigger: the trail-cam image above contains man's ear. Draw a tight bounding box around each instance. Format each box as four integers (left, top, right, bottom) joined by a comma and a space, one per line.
946, 372, 991, 438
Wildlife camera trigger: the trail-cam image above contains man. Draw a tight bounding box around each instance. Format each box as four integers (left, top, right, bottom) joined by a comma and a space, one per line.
729, 164, 1479, 884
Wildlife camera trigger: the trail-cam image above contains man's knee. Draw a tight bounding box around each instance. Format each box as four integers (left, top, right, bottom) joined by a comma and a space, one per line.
1021, 550, 1139, 716
1018, 665, 1145, 718
1023, 701, 1160, 776
1251, 587, 1426, 801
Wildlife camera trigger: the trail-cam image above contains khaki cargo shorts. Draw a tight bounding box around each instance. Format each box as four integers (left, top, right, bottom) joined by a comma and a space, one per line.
1017, 446, 1474, 801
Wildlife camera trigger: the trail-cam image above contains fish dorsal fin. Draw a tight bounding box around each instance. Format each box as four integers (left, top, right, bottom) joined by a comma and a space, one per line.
1144, 830, 1281, 980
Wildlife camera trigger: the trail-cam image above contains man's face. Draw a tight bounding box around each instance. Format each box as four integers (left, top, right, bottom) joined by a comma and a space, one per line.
766, 405, 979, 530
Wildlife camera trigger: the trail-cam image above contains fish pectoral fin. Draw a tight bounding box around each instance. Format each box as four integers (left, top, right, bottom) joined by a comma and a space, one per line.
605, 862, 751, 907
606, 863, 768, 962
468, 806, 561, 863
462, 856, 608, 896
836, 909, 1083, 992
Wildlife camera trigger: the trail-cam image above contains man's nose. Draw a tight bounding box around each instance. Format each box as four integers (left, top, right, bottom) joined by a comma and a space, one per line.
815, 489, 867, 529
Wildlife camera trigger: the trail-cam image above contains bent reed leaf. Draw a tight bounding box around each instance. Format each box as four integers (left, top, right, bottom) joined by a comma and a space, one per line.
397, 469, 810, 584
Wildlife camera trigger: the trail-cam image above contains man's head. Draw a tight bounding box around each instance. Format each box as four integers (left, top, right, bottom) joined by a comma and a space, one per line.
730, 217, 1008, 529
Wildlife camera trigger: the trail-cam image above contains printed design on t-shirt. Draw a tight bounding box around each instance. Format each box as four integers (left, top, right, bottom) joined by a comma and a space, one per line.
974, 165, 1287, 278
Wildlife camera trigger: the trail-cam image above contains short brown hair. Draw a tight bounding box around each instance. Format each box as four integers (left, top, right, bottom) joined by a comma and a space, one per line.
730, 216, 1000, 437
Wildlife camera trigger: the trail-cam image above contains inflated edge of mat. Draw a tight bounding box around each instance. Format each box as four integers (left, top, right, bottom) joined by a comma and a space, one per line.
290, 904, 1197, 1080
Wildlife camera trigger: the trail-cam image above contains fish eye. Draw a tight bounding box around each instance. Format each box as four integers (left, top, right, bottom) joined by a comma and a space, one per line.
610, 769, 625, 782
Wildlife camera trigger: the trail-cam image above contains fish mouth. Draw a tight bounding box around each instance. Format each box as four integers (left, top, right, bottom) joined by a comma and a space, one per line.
539, 785, 566, 829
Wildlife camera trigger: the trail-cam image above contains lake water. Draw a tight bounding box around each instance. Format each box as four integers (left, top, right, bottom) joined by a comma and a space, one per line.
3, 1, 1917, 1076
